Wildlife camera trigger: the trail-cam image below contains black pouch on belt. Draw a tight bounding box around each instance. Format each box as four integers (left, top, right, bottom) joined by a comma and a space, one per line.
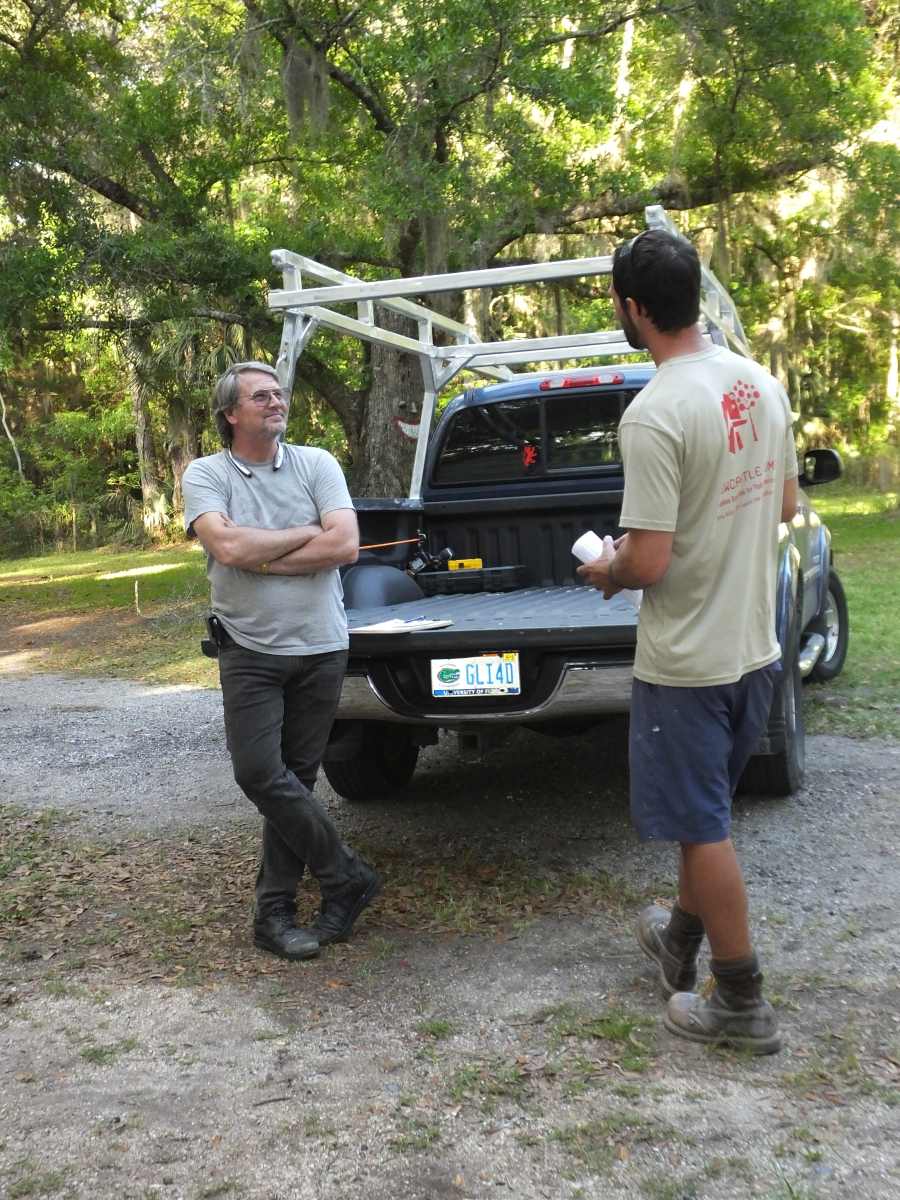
201, 614, 228, 659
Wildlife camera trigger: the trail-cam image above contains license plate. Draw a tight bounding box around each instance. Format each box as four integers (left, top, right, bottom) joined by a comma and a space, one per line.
430, 652, 521, 698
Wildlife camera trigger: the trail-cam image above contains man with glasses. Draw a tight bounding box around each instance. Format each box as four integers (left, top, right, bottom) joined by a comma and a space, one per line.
182, 361, 381, 962
577, 230, 798, 1053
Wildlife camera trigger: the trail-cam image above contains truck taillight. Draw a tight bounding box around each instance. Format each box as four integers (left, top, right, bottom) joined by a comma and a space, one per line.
539, 374, 625, 390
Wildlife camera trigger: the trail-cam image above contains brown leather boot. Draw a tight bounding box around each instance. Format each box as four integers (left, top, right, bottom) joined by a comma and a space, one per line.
664, 953, 781, 1054
637, 903, 704, 997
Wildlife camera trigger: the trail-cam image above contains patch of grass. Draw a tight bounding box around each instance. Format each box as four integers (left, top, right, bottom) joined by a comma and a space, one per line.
301, 1113, 336, 1139
641, 1173, 703, 1200
389, 1119, 441, 1152
764, 1177, 822, 1200
364, 847, 656, 936
0, 544, 216, 686
5, 1161, 67, 1198
552, 1121, 619, 1174
781, 1022, 898, 1104
446, 1057, 531, 1112
802, 485, 899, 740
703, 1156, 754, 1181
353, 935, 395, 977
560, 1054, 605, 1098
549, 1003, 656, 1072
480, 1061, 531, 1109
416, 1017, 455, 1040
195, 1183, 242, 1200
92, 1114, 144, 1136
40, 978, 91, 1001
79, 1036, 140, 1066
447, 1063, 482, 1102
552, 1111, 673, 1175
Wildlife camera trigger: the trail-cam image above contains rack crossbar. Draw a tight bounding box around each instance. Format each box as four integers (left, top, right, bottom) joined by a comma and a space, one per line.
272, 249, 475, 340
269, 255, 613, 312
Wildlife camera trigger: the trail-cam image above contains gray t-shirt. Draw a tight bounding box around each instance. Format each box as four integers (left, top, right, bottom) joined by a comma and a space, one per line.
182, 443, 354, 656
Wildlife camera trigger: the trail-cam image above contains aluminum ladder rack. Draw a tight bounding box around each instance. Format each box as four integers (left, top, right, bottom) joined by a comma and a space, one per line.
268, 205, 751, 499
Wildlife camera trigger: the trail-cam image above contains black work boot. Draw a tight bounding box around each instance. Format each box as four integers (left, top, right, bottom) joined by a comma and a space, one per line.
253, 904, 319, 962
312, 862, 382, 946
664, 953, 781, 1054
637, 903, 704, 997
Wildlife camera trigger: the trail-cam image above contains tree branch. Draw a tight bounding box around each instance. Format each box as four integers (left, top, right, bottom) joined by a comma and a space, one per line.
242, 0, 397, 135
294, 352, 363, 432
484, 156, 839, 259
33, 308, 265, 332
136, 142, 190, 208
0, 387, 26, 480
49, 157, 160, 222
320, 57, 396, 136
526, 4, 698, 51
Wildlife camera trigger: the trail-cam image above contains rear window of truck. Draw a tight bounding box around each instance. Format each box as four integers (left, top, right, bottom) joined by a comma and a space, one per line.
432, 389, 637, 485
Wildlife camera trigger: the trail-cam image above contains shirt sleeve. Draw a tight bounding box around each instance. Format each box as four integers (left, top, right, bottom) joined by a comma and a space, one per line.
182, 460, 228, 536
619, 421, 682, 533
313, 451, 355, 516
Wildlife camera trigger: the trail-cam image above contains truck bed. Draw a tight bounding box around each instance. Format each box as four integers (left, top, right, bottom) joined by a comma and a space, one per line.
347, 584, 638, 654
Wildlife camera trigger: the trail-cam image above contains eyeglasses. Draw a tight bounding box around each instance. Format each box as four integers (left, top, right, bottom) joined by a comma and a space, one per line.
244, 387, 287, 406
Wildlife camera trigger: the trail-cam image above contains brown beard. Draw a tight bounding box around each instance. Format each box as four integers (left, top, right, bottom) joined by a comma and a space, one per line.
620, 310, 645, 350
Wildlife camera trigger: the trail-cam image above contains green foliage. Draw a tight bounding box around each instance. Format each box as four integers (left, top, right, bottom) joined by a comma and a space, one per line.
0, 466, 41, 554
804, 485, 900, 740
0, 0, 896, 549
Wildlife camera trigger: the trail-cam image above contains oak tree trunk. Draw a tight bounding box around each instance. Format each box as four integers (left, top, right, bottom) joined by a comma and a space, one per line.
350, 308, 422, 496
127, 334, 169, 536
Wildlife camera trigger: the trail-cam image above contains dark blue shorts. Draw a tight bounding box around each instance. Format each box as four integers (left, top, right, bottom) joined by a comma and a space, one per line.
629, 663, 780, 844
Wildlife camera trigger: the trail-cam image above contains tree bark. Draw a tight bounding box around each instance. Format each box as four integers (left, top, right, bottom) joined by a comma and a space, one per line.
127, 333, 169, 536
166, 393, 200, 518
0, 387, 25, 480
350, 308, 422, 497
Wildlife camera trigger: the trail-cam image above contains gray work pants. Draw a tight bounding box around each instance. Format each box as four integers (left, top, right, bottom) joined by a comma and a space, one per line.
218, 642, 356, 916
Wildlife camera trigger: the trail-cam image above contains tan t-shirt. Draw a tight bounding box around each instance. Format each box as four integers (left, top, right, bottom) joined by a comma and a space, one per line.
619, 345, 798, 686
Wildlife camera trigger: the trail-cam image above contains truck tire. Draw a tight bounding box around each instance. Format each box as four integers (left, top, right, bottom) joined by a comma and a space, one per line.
809, 567, 849, 683
323, 726, 419, 803
738, 601, 806, 798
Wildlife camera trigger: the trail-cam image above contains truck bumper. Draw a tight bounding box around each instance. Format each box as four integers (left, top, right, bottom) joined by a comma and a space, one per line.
336, 662, 634, 726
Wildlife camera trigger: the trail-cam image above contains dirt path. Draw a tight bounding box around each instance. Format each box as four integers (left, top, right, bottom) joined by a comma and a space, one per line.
2, 670, 899, 1200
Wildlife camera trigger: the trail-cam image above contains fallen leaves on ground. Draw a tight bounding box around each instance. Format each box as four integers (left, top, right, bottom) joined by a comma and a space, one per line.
0, 804, 649, 990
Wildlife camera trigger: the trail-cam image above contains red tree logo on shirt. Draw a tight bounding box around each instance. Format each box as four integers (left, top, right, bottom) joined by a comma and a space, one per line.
722, 379, 761, 453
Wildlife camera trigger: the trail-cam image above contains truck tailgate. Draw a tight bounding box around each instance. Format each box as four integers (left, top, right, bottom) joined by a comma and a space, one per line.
347, 585, 637, 653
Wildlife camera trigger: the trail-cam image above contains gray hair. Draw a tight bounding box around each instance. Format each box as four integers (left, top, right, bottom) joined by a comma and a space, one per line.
212, 361, 279, 446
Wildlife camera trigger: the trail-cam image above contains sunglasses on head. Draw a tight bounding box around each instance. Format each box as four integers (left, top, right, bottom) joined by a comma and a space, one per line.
613, 230, 651, 300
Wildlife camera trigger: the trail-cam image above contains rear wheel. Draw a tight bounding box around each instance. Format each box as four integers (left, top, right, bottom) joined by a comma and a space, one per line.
738, 597, 806, 798
323, 726, 419, 803
809, 567, 849, 683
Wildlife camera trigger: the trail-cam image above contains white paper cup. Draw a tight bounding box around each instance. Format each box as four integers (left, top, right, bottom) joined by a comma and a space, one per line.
571, 530, 605, 563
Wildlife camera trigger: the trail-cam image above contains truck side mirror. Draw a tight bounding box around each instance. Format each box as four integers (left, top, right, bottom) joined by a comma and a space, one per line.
799, 448, 842, 487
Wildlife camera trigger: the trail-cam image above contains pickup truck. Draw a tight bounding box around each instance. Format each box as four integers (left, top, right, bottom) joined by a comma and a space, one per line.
264, 207, 849, 806
322, 365, 848, 803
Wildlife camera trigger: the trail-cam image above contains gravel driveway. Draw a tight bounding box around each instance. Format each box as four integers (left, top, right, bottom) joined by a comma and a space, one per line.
2, 669, 899, 1200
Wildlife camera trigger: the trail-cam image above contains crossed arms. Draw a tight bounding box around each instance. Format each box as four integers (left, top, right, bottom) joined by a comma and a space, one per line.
192, 508, 359, 575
